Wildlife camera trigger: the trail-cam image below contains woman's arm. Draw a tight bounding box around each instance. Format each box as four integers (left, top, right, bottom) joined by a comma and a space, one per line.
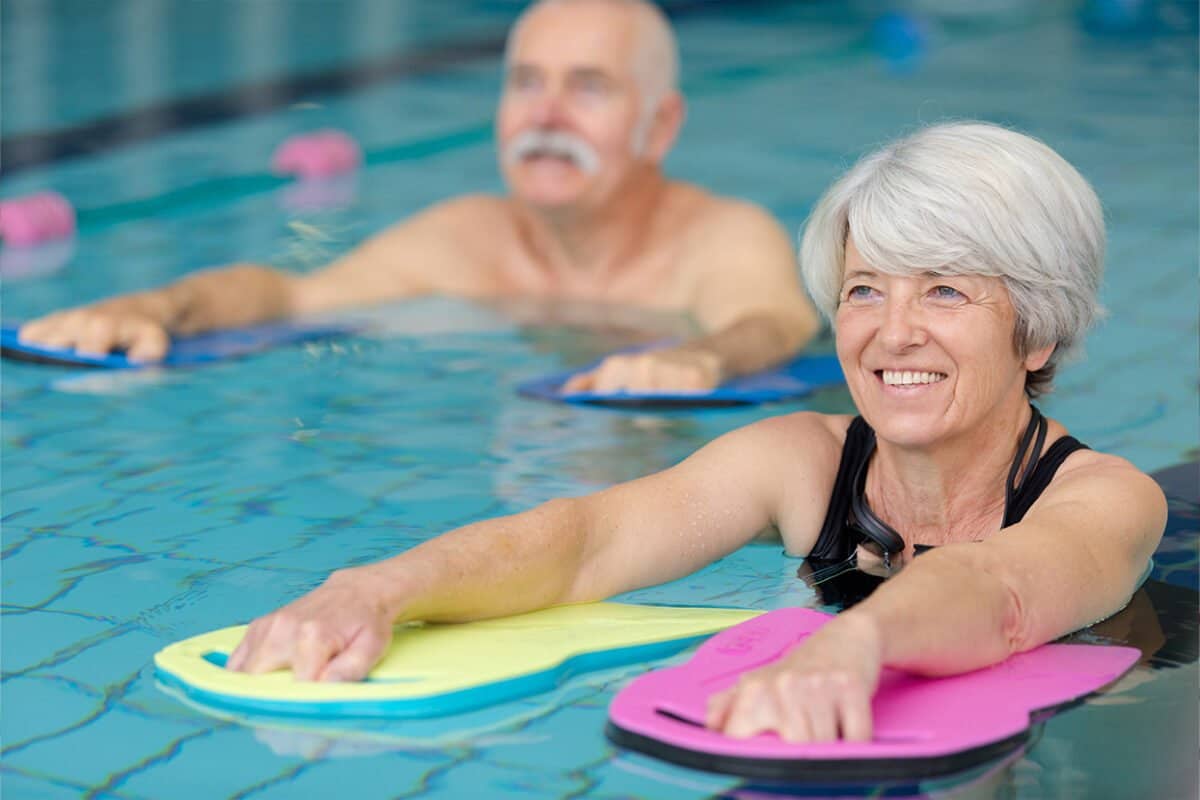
227, 413, 836, 682
709, 452, 1166, 742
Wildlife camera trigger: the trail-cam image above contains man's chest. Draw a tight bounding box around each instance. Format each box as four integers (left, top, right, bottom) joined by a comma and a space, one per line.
498, 248, 692, 309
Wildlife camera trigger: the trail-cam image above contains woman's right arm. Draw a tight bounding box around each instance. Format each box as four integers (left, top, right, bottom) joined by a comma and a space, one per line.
226, 412, 838, 682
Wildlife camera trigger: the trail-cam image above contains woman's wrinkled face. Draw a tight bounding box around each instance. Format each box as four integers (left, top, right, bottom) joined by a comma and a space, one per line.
834, 236, 1049, 450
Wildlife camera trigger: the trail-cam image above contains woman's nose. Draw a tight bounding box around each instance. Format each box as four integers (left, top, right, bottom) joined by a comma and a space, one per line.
878, 297, 927, 352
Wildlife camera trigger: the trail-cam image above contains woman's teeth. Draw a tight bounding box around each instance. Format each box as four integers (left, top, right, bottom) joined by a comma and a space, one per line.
881, 370, 947, 386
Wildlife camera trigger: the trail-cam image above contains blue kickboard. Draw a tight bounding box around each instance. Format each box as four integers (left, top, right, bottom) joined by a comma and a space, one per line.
1, 321, 355, 369
517, 353, 845, 408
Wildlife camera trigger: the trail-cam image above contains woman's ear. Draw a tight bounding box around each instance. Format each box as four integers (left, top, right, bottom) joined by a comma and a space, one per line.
1024, 342, 1056, 372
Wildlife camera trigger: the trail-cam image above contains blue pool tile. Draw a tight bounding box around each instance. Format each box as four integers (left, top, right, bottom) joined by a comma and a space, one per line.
42, 559, 233, 627
156, 518, 314, 566
268, 479, 374, 522
2, 610, 114, 676
2, 706, 206, 791
591, 751, 739, 799
3, 535, 141, 608
35, 629, 164, 700
0, 768, 140, 800
245, 754, 465, 800
1, 676, 106, 757
117, 725, 310, 799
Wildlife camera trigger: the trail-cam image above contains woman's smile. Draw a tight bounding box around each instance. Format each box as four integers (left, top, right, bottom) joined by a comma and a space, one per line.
878, 369, 947, 387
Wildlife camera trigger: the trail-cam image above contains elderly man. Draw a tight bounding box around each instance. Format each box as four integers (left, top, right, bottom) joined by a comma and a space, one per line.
19, 0, 818, 392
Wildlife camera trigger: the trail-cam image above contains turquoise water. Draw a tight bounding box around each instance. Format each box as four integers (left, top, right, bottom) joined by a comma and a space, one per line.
2, 1, 1197, 797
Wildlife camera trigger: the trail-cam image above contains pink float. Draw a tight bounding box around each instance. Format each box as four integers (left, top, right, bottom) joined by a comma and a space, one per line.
0, 191, 77, 247
271, 129, 362, 179
607, 607, 1140, 781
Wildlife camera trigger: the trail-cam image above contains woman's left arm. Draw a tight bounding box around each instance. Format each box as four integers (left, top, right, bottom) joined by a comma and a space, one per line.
708, 454, 1167, 742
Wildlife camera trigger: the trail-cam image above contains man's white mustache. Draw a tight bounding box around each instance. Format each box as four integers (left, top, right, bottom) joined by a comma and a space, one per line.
504, 130, 600, 174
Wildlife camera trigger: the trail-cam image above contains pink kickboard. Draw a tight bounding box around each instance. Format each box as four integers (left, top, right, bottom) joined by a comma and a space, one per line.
608, 608, 1139, 771
0, 192, 76, 247
271, 130, 362, 179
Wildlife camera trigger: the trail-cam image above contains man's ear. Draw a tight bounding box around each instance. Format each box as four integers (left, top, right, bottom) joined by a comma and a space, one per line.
644, 92, 685, 162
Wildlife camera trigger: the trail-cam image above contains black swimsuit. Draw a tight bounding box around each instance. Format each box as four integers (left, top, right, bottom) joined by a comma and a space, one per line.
808, 413, 1090, 563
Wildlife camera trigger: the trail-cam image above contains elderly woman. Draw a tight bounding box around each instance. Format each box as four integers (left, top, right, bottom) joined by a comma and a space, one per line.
229, 122, 1165, 743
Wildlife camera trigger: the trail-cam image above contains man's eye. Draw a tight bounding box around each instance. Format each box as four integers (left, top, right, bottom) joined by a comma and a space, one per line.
575, 76, 608, 94
508, 73, 540, 90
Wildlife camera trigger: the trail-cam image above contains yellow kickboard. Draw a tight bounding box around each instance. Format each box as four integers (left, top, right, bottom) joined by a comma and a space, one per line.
154, 602, 761, 718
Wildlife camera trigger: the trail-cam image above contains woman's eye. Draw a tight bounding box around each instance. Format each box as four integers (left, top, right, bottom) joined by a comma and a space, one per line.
845, 285, 878, 301
931, 285, 965, 301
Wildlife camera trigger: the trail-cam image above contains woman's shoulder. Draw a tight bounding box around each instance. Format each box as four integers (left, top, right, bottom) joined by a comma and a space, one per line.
728, 413, 857, 556
718, 412, 855, 476
1040, 421, 1167, 511
1025, 423, 1168, 571
1045, 418, 1144, 477
738, 411, 855, 445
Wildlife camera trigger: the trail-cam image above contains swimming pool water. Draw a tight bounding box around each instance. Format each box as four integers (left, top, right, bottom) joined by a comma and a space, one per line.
2, 1, 1197, 798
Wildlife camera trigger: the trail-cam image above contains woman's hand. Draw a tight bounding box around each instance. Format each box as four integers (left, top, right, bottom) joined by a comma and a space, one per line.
705, 613, 884, 742
227, 567, 397, 682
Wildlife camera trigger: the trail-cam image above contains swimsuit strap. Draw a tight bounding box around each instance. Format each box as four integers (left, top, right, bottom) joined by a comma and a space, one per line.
811, 408, 1089, 563
1002, 434, 1090, 527
848, 434, 903, 563
849, 405, 1055, 558
809, 417, 875, 562
1004, 406, 1049, 520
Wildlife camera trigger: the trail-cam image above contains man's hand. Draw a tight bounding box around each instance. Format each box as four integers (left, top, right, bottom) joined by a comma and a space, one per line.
19, 302, 172, 362
706, 614, 883, 743
227, 567, 397, 682
561, 346, 723, 394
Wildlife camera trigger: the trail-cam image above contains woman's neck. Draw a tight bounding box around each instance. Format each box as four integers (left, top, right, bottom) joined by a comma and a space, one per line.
867, 401, 1037, 545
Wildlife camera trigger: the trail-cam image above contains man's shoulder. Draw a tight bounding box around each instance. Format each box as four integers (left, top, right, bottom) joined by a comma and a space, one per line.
367, 194, 516, 280
400, 195, 521, 262
418, 193, 514, 228
665, 183, 790, 245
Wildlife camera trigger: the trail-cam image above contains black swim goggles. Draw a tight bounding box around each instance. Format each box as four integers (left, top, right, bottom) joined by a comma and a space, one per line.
848, 406, 1048, 570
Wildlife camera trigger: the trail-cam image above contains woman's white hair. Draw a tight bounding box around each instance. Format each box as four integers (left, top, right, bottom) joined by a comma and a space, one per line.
506, 0, 680, 111
799, 121, 1106, 397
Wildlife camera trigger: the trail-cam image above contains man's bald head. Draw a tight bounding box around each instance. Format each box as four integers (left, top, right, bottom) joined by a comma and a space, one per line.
506, 0, 680, 111
497, 0, 687, 210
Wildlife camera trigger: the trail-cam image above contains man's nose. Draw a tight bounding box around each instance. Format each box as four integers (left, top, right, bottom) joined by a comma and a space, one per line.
530, 86, 568, 128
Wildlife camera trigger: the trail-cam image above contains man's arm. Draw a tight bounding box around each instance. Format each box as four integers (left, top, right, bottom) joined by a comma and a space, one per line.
564, 202, 819, 393
17, 197, 490, 360
17, 263, 297, 361
684, 202, 820, 376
